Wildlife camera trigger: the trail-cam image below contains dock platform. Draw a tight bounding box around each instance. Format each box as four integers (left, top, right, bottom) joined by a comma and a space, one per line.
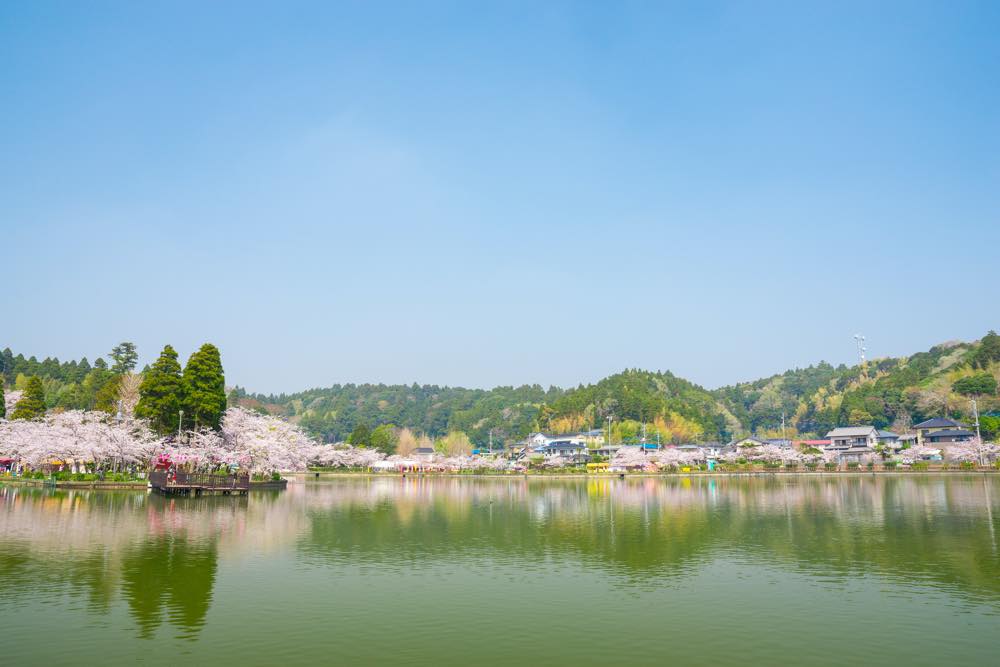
149, 470, 249, 496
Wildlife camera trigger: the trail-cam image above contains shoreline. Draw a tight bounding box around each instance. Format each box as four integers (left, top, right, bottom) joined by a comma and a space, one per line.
4, 470, 997, 490
0, 478, 290, 490
292, 469, 1000, 479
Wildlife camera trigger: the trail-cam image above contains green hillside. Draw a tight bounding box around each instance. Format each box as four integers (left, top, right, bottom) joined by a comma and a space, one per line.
5, 331, 999, 444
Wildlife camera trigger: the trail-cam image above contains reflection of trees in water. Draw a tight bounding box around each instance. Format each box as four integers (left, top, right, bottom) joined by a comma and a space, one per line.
120, 535, 217, 639
2, 476, 1000, 627
0, 487, 250, 639
292, 476, 1000, 601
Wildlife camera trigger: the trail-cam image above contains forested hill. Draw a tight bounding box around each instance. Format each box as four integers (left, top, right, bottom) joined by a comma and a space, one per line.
539, 370, 731, 444
5, 330, 1000, 444
235, 383, 563, 445
714, 331, 1000, 438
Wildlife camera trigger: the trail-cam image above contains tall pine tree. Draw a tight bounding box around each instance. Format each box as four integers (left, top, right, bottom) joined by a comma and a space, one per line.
182, 343, 227, 431
136, 345, 185, 435
0, 381, 5, 419
11, 376, 46, 420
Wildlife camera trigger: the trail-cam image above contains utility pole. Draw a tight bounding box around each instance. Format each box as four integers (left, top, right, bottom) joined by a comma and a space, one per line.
781, 410, 787, 445
972, 398, 983, 466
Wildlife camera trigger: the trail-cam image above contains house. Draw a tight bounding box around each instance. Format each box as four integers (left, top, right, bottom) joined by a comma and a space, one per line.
898, 433, 918, 447
825, 426, 879, 451
730, 437, 767, 449
526, 432, 587, 448
914, 418, 973, 445
591, 444, 621, 458
533, 440, 590, 460
797, 439, 831, 450
579, 429, 606, 446
765, 439, 794, 449
923, 428, 975, 444
876, 430, 901, 450
413, 447, 436, 461
700, 442, 726, 458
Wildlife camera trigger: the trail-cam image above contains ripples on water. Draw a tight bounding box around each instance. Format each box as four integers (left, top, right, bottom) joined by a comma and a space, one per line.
1, 475, 1000, 665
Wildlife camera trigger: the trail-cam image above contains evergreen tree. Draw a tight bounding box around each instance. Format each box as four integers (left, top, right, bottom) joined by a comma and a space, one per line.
182, 343, 227, 431
136, 345, 186, 435
0, 382, 5, 419
348, 423, 372, 447
370, 423, 399, 454
11, 376, 46, 420
109, 341, 139, 374
973, 331, 1000, 369
94, 375, 122, 414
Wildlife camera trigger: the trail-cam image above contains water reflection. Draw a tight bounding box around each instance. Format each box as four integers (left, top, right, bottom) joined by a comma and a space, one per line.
291, 476, 1000, 601
2, 475, 999, 641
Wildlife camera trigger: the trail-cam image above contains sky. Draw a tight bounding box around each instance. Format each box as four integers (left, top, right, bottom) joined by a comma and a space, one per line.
2, 1, 998, 394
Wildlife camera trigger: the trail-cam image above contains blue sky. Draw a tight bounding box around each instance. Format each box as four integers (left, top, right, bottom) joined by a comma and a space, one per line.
3, 1, 998, 393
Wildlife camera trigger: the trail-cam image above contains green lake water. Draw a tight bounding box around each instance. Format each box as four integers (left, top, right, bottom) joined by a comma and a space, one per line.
2, 475, 1000, 666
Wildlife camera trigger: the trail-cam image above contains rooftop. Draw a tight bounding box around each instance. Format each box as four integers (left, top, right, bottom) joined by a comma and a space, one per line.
826, 426, 878, 438
914, 418, 966, 429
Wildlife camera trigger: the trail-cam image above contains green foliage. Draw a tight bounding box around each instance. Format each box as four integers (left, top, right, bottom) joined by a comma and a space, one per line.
264, 382, 558, 443
0, 382, 5, 419
136, 346, 186, 435
11, 376, 46, 420
348, 423, 372, 447
94, 375, 122, 414
953, 373, 997, 397
109, 341, 138, 374
980, 416, 1000, 441
973, 331, 1000, 369
182, 343, 227, 430
370, 424, 398, 454
545, 369, 727, 442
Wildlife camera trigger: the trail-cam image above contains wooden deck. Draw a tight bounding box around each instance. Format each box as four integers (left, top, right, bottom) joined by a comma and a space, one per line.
149, 470, 249, 496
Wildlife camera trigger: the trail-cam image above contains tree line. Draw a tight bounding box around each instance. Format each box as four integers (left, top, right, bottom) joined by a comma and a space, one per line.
2, 342, 226, 436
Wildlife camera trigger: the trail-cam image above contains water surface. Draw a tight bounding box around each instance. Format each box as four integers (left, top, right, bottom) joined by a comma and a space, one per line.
2, 475, 999, 665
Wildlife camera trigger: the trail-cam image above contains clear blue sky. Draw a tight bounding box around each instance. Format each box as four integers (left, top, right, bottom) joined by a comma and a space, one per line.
3, 1, 998, 393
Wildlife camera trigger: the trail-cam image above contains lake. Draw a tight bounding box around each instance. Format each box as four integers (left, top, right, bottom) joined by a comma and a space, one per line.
2, 475, 999, 665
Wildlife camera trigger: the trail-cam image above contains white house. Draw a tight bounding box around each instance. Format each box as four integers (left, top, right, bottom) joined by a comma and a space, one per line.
824, 426, 879, 451
533, 440, 590, 460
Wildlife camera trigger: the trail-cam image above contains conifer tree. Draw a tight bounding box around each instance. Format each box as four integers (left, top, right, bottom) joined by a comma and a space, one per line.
136, 345, 185, 435
11, 376, 46, 420
109, 341, 139, 374
182, 343, 227, 431
0, 382, 5, 419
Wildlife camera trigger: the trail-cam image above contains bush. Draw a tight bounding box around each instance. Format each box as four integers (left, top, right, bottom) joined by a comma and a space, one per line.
763, 462, 781, 470
883, 461, 898, 469
847, 462, 860, 470
271, 471, 282, 481
911, 462, 930, 471
959, 461, 976, 470
824, 462, 838, 471
866, 462, 875, 470
784, 463, 798, 470
805, 462, 818, 470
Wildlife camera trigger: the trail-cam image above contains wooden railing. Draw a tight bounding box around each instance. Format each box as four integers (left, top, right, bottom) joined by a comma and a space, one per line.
149, 470, 250, 491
